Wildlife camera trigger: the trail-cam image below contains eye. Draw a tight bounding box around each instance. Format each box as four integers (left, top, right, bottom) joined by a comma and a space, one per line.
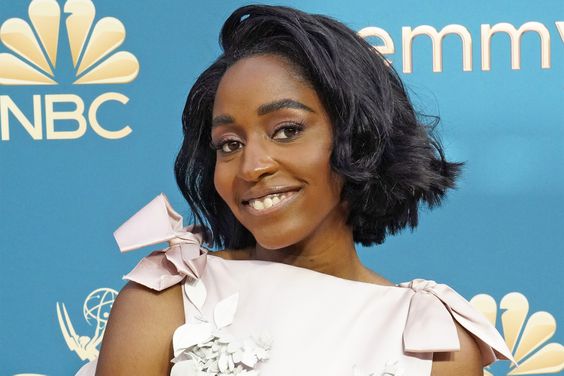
272, 123, 304, 140
212, 139, 243, 154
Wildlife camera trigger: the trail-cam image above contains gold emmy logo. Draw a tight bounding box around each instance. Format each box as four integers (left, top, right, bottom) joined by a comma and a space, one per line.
359, 21, 562, 73
471, 292, 564, 375
56, 287, 118, 361
0, 0, 139, 85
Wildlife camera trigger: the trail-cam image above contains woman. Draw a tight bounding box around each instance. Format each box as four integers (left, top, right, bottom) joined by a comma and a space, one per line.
81, 4, 513, 376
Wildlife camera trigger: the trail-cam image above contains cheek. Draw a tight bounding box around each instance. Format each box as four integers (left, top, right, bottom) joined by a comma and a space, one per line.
297, 144, 338, 192
213, 162, 232, 205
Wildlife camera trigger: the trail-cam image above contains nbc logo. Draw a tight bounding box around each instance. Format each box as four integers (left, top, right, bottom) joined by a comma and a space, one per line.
0, 0, 139, 85
471, 292, 564, 375
0, 0, 139, 141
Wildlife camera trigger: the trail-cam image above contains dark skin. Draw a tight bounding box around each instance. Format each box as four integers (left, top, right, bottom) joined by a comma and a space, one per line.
96, 54, 483, 375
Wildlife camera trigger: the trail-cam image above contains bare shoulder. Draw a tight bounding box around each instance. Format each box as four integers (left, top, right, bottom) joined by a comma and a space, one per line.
431, 321, 483, 376
96, 281, 185, 375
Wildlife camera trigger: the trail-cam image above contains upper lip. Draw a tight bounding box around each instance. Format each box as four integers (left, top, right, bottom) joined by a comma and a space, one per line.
241, 186, 302, 203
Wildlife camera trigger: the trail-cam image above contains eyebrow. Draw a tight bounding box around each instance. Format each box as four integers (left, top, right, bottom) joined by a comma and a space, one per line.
212, 98, 315, 128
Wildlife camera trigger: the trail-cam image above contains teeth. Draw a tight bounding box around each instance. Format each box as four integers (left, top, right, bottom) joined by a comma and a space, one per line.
252, 200, 264, 210
248, 191, 293, 211
263, 197, 273, 208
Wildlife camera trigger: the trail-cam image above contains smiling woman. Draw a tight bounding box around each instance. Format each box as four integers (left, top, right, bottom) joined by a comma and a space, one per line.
212, 55, 345, 252
80, 4, 514, 376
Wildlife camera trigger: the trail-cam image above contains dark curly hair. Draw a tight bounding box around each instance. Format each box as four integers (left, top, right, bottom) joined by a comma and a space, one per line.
174, 4, 463, 249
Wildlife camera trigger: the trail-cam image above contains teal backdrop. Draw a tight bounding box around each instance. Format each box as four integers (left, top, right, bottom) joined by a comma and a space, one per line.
0, 0, 562, 375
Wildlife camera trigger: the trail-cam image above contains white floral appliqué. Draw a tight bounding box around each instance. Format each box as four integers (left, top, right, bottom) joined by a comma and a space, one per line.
171, 292, 272, 376
381, 361, 404, 376
352, 360, 404, 376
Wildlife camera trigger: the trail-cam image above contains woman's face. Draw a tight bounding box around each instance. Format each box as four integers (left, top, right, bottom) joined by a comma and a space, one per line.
212, 54, 346, 250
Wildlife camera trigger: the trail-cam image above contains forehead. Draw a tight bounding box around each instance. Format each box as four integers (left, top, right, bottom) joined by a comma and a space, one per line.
213, 54, 319, 115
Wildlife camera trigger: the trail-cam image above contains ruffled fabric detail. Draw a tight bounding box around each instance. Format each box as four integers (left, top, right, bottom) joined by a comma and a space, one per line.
113, 193, 208, 310
400, 279, 515, 366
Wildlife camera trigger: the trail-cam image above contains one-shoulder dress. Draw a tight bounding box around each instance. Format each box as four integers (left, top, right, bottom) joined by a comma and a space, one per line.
75, 193, 513, 376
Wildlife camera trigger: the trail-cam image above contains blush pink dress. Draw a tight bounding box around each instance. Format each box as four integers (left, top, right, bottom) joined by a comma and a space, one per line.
76, 193, 513, 376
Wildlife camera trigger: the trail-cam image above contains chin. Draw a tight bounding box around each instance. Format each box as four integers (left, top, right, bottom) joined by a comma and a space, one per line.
249, 223, 311, 251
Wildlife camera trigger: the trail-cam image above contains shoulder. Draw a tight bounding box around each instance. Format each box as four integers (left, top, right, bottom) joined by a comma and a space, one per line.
431, 320, 483, 375
96, 281, 185, 375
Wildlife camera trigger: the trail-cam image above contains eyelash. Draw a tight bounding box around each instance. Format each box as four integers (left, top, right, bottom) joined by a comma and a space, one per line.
211, 122, 306, 155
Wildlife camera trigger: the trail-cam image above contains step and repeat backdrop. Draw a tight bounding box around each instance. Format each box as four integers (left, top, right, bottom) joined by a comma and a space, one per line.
0, 0, 562, 375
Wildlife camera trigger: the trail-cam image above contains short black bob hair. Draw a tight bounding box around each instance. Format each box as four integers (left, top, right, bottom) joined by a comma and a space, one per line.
175, 4, 462, 249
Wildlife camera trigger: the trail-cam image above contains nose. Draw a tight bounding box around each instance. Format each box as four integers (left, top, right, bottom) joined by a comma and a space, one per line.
238, 137, 278, 182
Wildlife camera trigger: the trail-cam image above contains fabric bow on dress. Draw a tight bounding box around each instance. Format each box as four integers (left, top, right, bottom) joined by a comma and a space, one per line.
114, 193, 209, 311
400, 279, 515, 365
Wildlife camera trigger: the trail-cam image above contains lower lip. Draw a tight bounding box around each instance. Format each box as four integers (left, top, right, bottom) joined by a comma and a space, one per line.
243, 189, 302, 216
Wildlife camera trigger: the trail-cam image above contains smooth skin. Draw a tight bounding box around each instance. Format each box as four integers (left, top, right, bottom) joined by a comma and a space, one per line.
96, 55, 482, 375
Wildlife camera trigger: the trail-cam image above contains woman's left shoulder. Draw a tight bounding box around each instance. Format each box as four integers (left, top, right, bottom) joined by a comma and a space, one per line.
431, 321, 483, 375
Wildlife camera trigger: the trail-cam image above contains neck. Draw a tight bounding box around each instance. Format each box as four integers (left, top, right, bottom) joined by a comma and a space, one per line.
250, 212, 366, 282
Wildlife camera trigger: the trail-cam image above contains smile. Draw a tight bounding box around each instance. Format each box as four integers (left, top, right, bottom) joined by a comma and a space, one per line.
243, 189, 301, 215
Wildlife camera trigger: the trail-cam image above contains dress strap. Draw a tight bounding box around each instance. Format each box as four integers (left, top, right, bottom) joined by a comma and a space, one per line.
400, 279, 515, 366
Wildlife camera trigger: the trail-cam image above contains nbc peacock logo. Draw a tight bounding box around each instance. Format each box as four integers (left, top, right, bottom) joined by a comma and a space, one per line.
0, 0, 139, 141
471, 292, 564, 375
0, 0, 139, 85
